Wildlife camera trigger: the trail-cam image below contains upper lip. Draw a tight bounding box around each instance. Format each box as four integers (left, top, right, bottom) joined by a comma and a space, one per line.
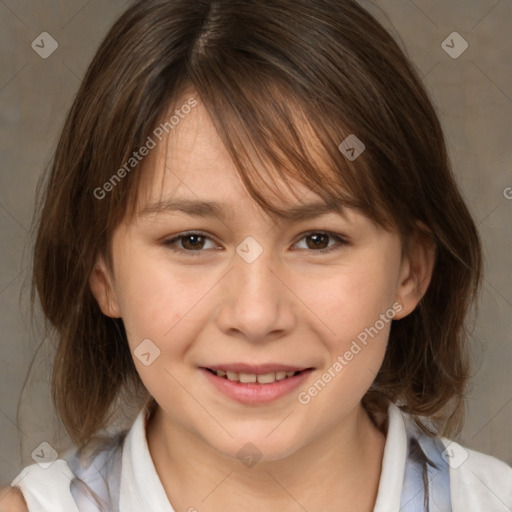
202, 363, 312, 374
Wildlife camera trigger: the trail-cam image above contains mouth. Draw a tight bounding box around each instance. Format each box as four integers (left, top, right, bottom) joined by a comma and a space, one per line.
202, 367, 307, 384
199, 365, 314, 404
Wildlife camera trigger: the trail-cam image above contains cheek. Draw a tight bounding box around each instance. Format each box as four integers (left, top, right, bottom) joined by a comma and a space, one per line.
115, 256, 218, 349
295, 258, 399, 340
292, 257, 398, 400
114, 261, 212, 403
298, 317, 391, 413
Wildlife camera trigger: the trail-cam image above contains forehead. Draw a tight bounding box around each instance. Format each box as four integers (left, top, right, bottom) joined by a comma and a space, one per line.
136, 95, 346, 219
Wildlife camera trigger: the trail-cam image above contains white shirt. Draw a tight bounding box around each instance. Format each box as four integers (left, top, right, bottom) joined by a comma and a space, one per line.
11, 401, 512, 511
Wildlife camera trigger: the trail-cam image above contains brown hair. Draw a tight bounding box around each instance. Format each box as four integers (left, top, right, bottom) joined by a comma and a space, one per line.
30, 0, 482, 449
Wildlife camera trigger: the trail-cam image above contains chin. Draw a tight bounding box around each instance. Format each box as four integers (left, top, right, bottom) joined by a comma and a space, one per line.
207, 427, 306, 465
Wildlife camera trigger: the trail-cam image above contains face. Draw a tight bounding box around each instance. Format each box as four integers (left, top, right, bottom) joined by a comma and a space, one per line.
90, 95, 431, 462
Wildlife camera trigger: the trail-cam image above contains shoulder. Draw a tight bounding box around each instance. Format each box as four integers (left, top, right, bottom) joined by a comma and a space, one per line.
6, 433, 125, 512
0, 486, 28, 512
399, 407, 512, 510
9, 459, 79, 512
440, 438, 512, 510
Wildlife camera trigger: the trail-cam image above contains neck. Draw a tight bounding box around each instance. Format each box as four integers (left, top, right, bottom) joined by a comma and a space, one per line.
146, 403, 386, 512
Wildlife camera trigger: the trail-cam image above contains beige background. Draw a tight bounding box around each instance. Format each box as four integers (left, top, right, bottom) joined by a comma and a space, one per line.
1, 0, 511, 485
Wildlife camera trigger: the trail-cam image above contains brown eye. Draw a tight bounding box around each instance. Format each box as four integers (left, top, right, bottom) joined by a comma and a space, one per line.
294, 231, 348, 253
305, 233, 330, 250
180, 234, 206, 250
164, 232, 218, 255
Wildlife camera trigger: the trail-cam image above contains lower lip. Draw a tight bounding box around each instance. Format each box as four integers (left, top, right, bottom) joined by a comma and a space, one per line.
200, 368, 313, 405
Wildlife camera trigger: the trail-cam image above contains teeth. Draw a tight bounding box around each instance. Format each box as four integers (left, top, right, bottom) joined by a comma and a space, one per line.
257, 373, 276, 384
226, 371, 238, 381
213, 369, 300, 383
239, 372, 257, 383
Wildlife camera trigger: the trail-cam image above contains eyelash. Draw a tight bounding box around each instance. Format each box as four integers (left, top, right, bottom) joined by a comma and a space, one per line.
163, 230, 348, 256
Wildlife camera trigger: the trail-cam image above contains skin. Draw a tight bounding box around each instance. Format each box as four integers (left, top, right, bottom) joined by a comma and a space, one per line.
89, 94, 435, 512
0, 487, 27, 512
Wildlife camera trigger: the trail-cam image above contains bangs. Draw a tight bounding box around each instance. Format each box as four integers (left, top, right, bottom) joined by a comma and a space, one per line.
129, 73, 399, 234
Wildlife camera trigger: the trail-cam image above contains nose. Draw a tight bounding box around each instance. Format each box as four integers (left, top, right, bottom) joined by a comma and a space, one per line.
214, 245, 296, 343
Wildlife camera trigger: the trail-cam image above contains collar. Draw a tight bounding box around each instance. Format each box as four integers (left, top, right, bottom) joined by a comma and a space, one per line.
373, 401, 409, 511
118, 401, 413, 512
119, 403, 174, 511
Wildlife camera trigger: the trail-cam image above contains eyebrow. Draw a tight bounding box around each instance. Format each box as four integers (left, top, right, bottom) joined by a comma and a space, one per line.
138, 198, 348, 222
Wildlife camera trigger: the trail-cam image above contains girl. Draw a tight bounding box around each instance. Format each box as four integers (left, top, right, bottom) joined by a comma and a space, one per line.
2, 0, 512, 510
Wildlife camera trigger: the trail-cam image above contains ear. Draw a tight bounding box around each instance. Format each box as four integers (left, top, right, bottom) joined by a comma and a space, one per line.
89, 254, 121, 318
393, 224, 437, 320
